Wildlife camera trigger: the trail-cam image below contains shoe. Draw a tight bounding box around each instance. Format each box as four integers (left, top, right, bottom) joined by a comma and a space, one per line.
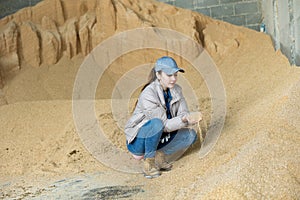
143, 158, 161, 179
155, 151, 173, 171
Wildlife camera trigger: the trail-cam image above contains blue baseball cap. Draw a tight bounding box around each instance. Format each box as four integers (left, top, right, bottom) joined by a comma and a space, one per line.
154, 56, 185, 75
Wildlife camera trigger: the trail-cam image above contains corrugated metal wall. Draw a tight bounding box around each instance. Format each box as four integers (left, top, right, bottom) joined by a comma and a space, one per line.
261, 0, 300, 66
0, 0, 41, 18
159, 0, 262, 31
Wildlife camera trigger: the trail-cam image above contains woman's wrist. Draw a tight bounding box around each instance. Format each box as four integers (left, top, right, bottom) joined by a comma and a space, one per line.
181, 115, 189, 126
181, 115, 187, 123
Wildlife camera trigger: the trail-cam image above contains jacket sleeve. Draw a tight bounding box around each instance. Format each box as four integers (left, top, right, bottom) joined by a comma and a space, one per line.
163, 88, 189, 132
139, 89, 167, 121
139, 86, 188, 132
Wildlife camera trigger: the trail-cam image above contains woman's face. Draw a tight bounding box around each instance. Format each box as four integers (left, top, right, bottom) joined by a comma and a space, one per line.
157, 71, 178, 90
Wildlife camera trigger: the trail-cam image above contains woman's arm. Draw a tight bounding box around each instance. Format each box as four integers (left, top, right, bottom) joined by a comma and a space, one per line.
164, 89, 189, 131
139, 87, 188, 132
139, 90, 167, 121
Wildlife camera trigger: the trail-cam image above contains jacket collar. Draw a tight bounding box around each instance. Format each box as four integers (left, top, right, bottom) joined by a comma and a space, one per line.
153, 79, 181, 106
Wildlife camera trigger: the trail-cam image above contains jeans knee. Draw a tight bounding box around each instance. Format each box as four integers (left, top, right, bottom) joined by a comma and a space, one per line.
150, 118, 164, 133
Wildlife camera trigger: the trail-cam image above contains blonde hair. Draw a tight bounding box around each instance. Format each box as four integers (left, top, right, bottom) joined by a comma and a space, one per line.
141, 67, 157, 91
132, 67, 161, 112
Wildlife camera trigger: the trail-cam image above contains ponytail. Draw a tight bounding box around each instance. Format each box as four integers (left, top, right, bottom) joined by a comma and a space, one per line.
141, 67, 157, 91
132, 67, 158, 112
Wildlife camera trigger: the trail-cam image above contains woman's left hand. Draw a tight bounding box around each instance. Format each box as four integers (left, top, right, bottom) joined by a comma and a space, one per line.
187, 117, 198, 125
187, 112, 202, 125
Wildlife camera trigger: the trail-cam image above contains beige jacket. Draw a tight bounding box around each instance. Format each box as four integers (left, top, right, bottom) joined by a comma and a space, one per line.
125, 79, 189, 143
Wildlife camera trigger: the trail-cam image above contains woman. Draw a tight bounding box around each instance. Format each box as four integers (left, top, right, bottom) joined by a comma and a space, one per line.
124, 56, 201, 178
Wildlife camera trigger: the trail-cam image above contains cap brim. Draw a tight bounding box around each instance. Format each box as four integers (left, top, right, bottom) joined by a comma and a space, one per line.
178, 68, 185, 73
163, 68, 185, 75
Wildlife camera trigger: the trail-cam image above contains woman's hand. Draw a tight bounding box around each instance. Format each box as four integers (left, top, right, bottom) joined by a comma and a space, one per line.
182, 112, 202, 126
186, 117, 198, 125
181, 115, 189, 123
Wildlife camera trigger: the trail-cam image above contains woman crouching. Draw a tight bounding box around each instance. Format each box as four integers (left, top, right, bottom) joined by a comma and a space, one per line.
124, 56, 202, 178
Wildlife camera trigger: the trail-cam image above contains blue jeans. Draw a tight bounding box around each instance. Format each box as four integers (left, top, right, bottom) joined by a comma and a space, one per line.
127, 118, 197, 158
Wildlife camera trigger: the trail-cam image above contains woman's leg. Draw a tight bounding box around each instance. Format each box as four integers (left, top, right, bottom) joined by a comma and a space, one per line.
127, 118, 164, 178
158, 128, 197, 155
127, 118, 164, 158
